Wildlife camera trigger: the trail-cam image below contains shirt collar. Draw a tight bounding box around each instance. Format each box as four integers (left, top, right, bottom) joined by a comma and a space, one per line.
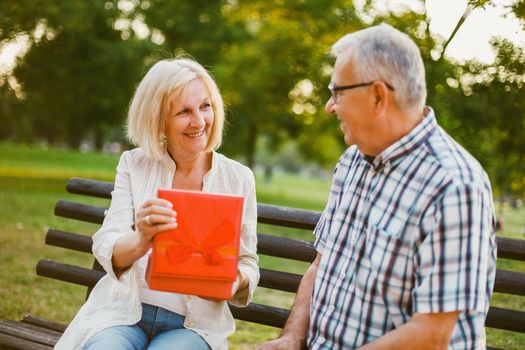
362, 107, 437, 168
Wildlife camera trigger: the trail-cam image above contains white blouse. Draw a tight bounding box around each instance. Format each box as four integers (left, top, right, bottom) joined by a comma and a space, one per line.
55, 148, 260, 350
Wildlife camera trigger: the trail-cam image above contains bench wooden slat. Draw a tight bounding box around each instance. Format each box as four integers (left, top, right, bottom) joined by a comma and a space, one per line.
485, 306, 525, 333
493, 269, 525, 296
259, 268, 302, 293
46, 229, 92, 253
0, 332, 53, 350
37, 259, 305, 294
45, 228, 318, 263
257, 204, 320, 230
0, 320, 59, 347
36, 260, 104, 287
54, 200, 321, 231
0, 320, 62, 340
230, 304, 288, 328
67, 177, 113, 199
496, 236, 525, 261
258, 233, 316, 262
55, 200, 105, 225
21, 316, 67, 333
66, 178, 323, 230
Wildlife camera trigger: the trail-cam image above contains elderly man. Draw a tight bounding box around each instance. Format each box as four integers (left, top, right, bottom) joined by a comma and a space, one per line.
259, 23, 496, 350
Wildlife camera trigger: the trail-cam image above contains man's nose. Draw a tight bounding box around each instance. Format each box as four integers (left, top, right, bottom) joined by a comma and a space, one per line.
325, 97, 335, 114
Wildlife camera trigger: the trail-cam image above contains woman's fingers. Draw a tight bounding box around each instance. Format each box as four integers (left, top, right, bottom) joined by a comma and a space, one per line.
136, 217, 177, 241
146, 221, 178, 233
141, 198, 173, 210
141, 213, 177, 226
137, 202, 177, 221
136, 198, 178, 241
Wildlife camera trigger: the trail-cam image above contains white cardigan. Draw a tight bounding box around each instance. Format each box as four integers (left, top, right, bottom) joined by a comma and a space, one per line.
55, 148, 260, 350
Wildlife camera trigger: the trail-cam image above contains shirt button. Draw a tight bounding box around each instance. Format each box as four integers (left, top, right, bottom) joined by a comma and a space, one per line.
328, 305, 335, 312
319, 336, 326, 344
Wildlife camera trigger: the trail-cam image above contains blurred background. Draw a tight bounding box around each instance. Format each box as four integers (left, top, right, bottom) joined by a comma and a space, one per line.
0, 0, 524, 349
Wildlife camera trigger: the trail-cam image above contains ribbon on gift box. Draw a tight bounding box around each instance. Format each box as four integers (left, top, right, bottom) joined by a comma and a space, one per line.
166, 219, 236, 266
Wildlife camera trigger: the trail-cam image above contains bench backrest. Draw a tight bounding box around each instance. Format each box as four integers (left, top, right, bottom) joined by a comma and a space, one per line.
37, 178, 525, 337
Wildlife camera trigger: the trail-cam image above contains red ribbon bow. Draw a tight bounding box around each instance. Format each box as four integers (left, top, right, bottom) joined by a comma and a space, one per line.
166, 220, 235, 266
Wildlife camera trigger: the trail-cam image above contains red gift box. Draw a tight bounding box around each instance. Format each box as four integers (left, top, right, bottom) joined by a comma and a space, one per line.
146, 189, 244, 299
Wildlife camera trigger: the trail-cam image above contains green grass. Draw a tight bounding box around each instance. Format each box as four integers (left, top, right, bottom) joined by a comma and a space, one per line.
0, 143, 523, 349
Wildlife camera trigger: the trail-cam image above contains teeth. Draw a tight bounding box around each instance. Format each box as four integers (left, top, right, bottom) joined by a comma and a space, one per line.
186, 130, 204, 138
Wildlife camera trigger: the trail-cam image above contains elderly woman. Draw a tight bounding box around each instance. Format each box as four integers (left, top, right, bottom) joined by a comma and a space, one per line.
55, 58, 259, 350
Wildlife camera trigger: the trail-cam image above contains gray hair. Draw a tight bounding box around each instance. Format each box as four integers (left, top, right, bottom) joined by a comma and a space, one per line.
332, 23, 426, 115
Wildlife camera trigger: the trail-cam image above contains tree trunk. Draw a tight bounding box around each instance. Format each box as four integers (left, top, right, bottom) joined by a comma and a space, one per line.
246, 123, 257, 170
94, 126, 104, 151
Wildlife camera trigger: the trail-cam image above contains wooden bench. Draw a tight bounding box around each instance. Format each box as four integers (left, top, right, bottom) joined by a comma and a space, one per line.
0, 177, 524, 349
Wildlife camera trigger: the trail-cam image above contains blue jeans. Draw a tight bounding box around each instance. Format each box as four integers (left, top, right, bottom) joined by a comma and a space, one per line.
84, 303, 211, 350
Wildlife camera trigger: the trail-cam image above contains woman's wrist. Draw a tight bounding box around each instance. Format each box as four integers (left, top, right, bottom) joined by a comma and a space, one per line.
236, 270, 249, 292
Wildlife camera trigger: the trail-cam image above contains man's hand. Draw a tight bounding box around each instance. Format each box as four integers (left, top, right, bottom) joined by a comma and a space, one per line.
257, 253, 321, 350
257, 334, 304, 350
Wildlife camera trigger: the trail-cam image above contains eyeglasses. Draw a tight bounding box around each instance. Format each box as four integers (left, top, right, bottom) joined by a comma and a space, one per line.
328, 81, 395, 103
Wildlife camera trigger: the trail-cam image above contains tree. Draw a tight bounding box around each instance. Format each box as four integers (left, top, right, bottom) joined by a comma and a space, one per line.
457, 39, 525, 196
348, 0, 524, 197
138, 0, 363, 168
4, 0, 155, 148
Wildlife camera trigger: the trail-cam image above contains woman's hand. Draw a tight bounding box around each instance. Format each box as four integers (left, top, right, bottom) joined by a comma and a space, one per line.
135, 198, 178, 245
198, 270, 248, 302
112, 198, 177, 274
232, 270, 249, 295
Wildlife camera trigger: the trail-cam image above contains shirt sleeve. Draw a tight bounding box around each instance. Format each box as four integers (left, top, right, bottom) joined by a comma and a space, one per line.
229, 169, 260, 307
92, 151, 136, 281
412, 182, 497, 314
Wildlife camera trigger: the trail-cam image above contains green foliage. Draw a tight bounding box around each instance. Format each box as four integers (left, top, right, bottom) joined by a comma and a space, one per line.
198, 0, 362, 167
3, 1, 155, 147
443, 39, 525, 196
510, 0, 525, 28
1, 0, 524, 196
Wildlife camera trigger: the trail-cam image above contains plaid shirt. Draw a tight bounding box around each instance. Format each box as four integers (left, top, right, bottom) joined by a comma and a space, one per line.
308, 108, 496, 349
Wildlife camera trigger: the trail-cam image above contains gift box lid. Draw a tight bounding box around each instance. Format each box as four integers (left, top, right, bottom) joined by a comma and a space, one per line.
150, 189, 244, 281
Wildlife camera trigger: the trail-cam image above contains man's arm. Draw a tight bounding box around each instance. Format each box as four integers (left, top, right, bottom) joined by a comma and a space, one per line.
358, 311, 460, 350
257, 253, 322, 350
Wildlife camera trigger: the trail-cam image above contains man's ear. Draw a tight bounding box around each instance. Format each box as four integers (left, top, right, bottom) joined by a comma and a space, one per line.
372, 81, 389, 113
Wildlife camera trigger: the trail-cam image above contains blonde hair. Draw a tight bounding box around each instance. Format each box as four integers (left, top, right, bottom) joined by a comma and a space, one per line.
332, 23, 426, 115
126, 58, 225, 160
